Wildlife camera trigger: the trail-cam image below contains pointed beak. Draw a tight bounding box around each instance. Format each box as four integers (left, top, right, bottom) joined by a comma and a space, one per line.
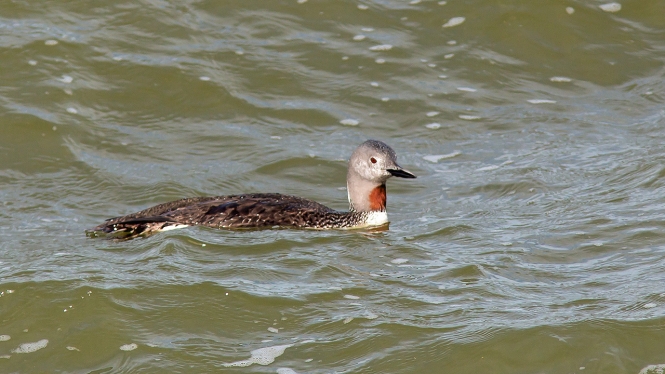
387, 167, 416, 179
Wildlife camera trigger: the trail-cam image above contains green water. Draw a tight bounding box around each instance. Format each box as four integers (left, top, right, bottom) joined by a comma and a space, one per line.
2, 0, 665, 373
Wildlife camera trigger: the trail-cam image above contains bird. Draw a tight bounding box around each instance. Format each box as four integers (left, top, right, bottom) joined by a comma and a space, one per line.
87, 139, 416, 239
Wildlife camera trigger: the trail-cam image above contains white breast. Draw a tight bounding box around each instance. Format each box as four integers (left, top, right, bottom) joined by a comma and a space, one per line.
360, 211, 389, 228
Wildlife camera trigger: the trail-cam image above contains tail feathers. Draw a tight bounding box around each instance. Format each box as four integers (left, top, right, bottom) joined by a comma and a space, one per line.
87, 216, 187, 240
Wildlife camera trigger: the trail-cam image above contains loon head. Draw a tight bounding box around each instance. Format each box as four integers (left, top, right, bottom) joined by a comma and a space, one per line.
346, 140, 416, 212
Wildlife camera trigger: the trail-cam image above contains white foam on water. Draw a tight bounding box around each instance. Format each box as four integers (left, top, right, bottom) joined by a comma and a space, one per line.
426, 111, 440, 117
566, 7, 575, 14
340, 119, 359, 126
375, 58, 385, 64
428, 63, 436, 67
66, 346, 80, 351
447, 40, 457, 45
268, 327, 279, 333
361, 27, 374, 32
550, 76, 572, 82
410, 0, 421, 4
66, 107, 78, 114
297, 0, 308, 3
0, 335, 10, 341
28, 60, 37, 65
199, 76, 211, 81
381, 97, 390, 102
119, 343, 138, 351
370, 82, 379, 87
277, 368, 299, 374
45, 40, 58, 45
423, 155, 444, 163
644, 303, 657, 309
343, 317, 354, 324
457, 87, 477, 92
599, 2, 621, 12
439, 75, 447, 79
353, 35, 366, 41
222, 344, 293, 367
358, 4, 368, 10
364, 312, 379, 319
369, 44, 393, 51
444, 53, 455, 59
344, 295, 360, 300
438, 1, 447, 4
59, 75, 73, 83
425, 123, 441, 129
442, 17, 465, 28
527, 99, 557, 104
12, 339, 48, 353
476, 165, 500, 172
423, 151, 460, 163
459, 115, 480, 120
639, 364, 665, 374
391, 258, 409, 264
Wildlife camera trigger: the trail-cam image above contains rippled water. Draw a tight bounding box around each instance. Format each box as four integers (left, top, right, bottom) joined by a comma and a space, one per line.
2, 0, 665, 373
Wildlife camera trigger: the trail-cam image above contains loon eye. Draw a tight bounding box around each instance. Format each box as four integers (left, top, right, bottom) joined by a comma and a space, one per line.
370, 157, 377, 164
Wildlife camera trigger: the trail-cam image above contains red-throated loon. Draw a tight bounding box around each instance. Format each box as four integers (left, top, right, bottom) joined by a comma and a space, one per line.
88, 140, 416, 239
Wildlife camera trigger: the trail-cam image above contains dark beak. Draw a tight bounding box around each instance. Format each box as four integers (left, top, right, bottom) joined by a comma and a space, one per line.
387, 168, 417, 179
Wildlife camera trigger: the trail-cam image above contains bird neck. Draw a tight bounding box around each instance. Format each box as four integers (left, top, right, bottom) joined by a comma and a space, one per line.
348, 177, 387, 212
368, 184, 386, 211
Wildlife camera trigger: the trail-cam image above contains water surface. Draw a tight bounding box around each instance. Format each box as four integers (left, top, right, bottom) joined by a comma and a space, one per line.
2, 1, 665, 373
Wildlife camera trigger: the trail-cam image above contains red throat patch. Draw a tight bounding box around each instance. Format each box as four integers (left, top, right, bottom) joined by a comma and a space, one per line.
369, 184, 387, 211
